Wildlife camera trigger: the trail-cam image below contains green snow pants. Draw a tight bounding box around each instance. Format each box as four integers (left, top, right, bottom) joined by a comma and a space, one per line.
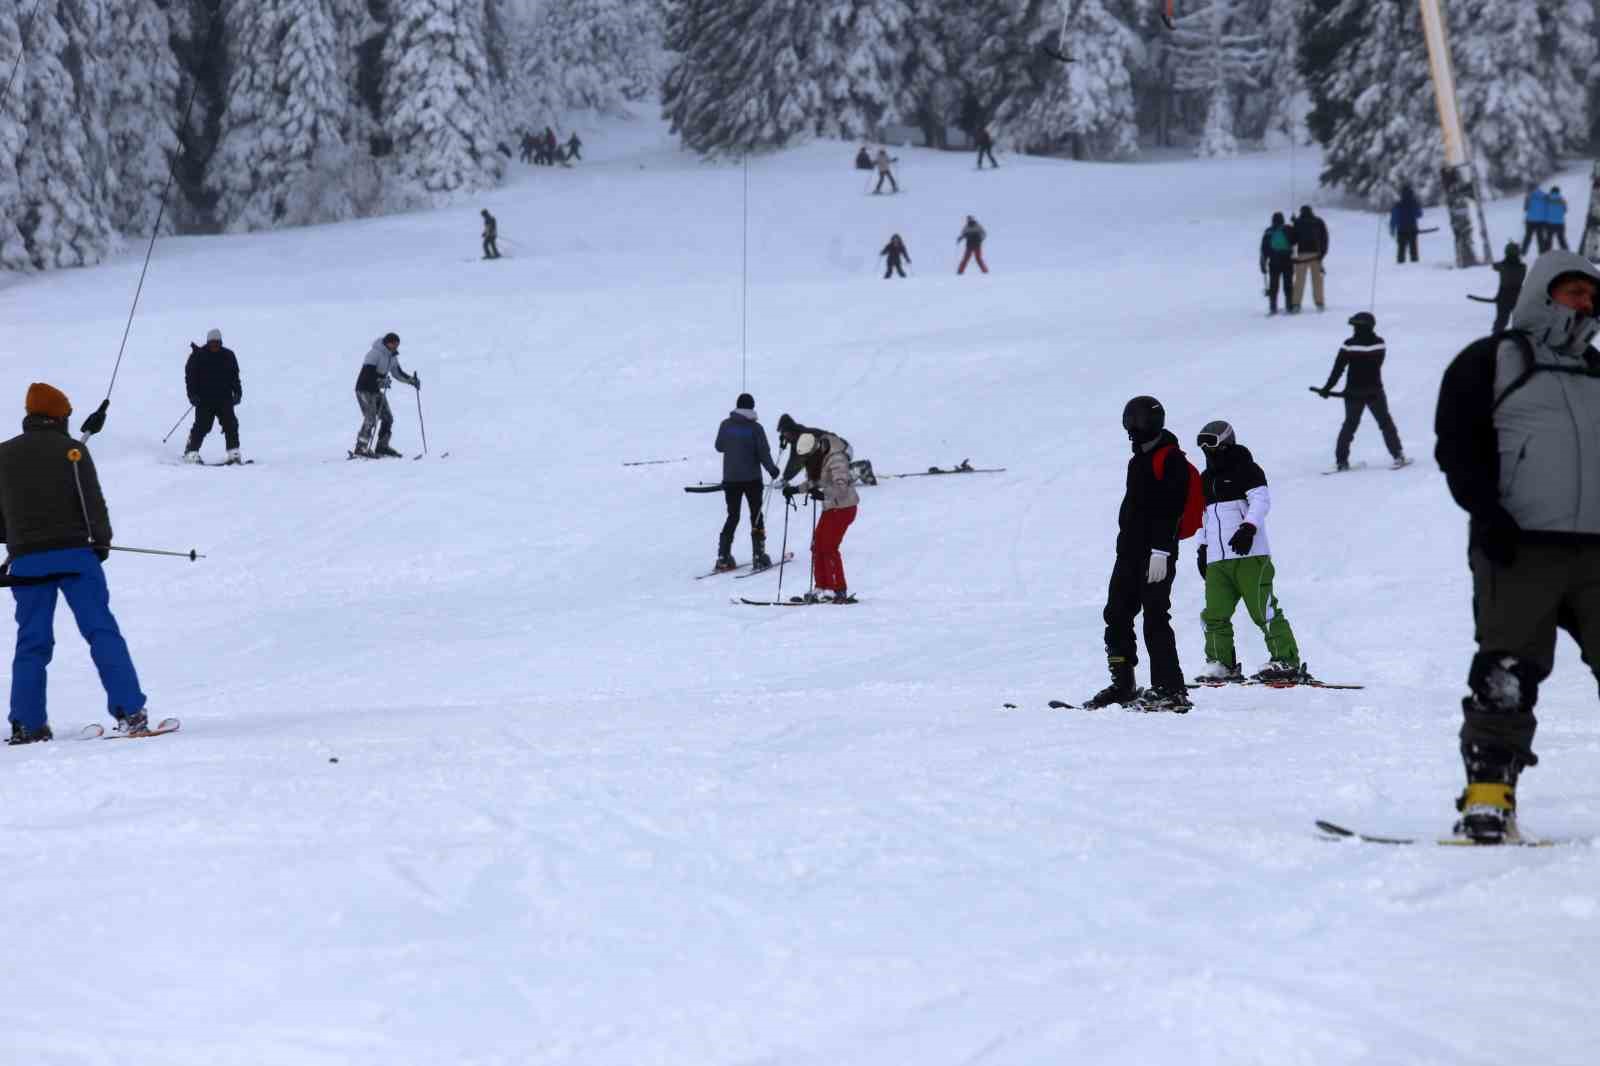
1201, 555, 1300, 667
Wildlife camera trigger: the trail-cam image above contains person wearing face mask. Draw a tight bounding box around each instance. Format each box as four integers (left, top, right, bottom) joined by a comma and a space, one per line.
1084, 396, 1194, 712
1191, 421, 1302, 685
1434, 250, 1600, 844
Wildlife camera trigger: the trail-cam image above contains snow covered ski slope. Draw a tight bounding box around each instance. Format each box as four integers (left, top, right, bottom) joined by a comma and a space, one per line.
1, 119, 1597, 1064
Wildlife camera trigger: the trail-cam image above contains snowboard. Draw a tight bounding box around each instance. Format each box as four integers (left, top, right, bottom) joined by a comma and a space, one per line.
1322, 458, 1411, 476
1315, 819, 1569, 848
77, 716, 181, 740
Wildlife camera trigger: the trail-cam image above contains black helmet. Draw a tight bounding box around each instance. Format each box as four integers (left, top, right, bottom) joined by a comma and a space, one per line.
1196, 420, 1235, 450
383, 331, 400, 346
1347, 311, 1376, 331
1122, 396, 1165, 442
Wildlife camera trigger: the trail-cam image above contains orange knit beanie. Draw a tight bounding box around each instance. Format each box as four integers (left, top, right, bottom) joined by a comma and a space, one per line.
25, 383, 72, 420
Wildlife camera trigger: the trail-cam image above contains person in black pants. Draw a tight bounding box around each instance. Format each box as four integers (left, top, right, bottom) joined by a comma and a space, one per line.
1085, 395, 1192, 712
1316, 311, 1407, 470
1259, 212, 1295, 315
975, 127, 998, 169
183, 328, 243, 464
1490, 243, 1526, 334
880, 234, 910, 278
713, 393, 781, 571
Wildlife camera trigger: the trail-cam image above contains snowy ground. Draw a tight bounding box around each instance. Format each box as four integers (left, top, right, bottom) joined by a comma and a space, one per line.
2, 116, 1598, 1064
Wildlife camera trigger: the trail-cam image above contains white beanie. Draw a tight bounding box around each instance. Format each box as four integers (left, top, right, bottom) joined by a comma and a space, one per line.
206, 328, 222, 342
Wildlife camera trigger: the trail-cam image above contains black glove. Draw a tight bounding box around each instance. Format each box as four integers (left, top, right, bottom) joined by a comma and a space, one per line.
412, 372, 422, 390
93, 544, 110, 562
1317, 387, 1331, 398
783, 484, 801, 500
1475, 507, 1521, 567
1228, 522, 1256, 556
808, 488, 824, 502
0, 557, 9, 578
1197, 544, 1208, 579
79, 399, 109, 437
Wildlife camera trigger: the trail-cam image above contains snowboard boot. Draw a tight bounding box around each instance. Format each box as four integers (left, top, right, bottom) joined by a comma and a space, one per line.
1084, 660, 1139, 709
1133, 686, 1193, 713
1252, 660, 1306, 683
113, 709, 150, 737
1195, 660, 1244, 683
182, 451, 202, 464
714, 554, 738, 573
374, 444, 403, 459
6, 721, 53, 745
226, 449, 243, 465
1452, 782, 1517, 844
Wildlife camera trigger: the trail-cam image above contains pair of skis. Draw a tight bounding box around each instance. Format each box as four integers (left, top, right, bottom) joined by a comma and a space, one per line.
737, 594, 858, 607
877, 459, 1006, 480
693, 551, 795, 581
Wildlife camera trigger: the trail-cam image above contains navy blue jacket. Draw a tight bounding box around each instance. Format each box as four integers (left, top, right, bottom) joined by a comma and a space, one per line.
715, 413, 779, 483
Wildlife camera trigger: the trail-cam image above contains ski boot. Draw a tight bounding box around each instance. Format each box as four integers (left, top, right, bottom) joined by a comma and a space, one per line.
1252, 660, 1306, 683
182, 450, 203, 464
1133, 687, 1192, 713
1335, 461, 1349, 472
751, 553, 773, 571
351, 443, 373, 458
374, 443, 404, 459
1194, 660, 1244, 684
6, 721, 53, 745
1391, 453, 1411, 470
714, 554, 738, 573
226, 448, 243, 465
1452, 782, 1517, 845
1084, 661, 1139, 709
113, 709, 150, 737
750, 529, 772, 571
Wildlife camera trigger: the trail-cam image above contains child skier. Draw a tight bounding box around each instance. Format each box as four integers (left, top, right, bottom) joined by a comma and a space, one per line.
353, 333, 420, 458
957, 216, 988, 275
782, 429, 858, 603
1316, 311, 1407, 471
880, 234, 911, 279
1192, 420, 1302, 683
480, 209, 500, 260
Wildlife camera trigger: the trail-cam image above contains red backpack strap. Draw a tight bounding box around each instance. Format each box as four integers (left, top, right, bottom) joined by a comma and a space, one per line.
1151, 444, 1172, 478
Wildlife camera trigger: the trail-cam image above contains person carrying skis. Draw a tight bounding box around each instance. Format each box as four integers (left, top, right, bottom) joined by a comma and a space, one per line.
957, 215, 988, 275
1316, 311, 1407, 471
480, 209, 500, 260
1259, 212, 1295, 315
1192, 421, 1302, 684
782, 428, 858, 603
353, 332, 420, 459
975, 127, 998, 170
1490, 243, 1526, 334
1433, 250, 1600, 844
880, 234, 911, 279
1085, 396, 1192, 712
1390, 184, 1423, 264
565, 132, 582, 162
713, 393, 780, 573
872, 148, 898, 194
1519, 185, 1548, 256
1546, 186, 1569, 251
1291, 204, 1329, 313
855, 146, 873, 171
183, 328, 243, 465
0, 383, 150, 744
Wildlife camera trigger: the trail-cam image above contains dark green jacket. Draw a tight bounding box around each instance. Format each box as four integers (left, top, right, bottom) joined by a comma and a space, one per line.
0, 415, 112, 557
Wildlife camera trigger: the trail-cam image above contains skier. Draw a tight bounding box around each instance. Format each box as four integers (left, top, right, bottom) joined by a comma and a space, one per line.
480, 209, 500, 260
1085, 396, 1192, 712
957, 215, 988, 275
565, 132, 582, 162
1546, 186, 1569, 251
880, 233, 911, 279
1192, 420, 1302, 683
0, 383, 150, 744
854, 146, 873, 171
782, 428, 858, 603
1291, 204, 1329, 313
1490, 243, 1526, 334
975, 127, 998, 170
183, 328, 243, 465
1316, 312, 1407, 471
1519, 185, 1548, 256
1390, 184, 1423, 264
1259, 212, 1294, 315
519, 131, 536, 164
352, 332, 420, 459
713, 393, 780, 572
1433, 250, 1600, 844
872, 148, 898, 194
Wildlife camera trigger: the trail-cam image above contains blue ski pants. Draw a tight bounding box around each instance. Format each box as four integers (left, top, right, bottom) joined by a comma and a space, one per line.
8, 548, 146, 729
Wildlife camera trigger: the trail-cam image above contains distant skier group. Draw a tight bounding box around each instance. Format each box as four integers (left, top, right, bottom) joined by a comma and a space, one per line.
520, 127, 580, 166
1519, 185, 1569, 255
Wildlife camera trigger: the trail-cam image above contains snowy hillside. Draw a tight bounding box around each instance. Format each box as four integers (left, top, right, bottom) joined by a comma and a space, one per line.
2, 120, 1598, 1065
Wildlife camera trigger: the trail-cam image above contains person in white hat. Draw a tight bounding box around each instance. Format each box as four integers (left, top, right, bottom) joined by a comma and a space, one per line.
183, 328, 244, 465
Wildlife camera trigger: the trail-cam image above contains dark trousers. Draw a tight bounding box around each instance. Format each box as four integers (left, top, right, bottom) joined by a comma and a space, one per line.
483, 236, 500, 259
186, 402, 239, 452
1493, 300, 1514, 334
883, 258, 906, 278
1396, 229, 1419, 263
1266, 256, 1292, 310
976, 145, 998, 168
719, 481, 765, 557
1550, 225, 1567, 251
1336, 392, 1403, 464
1520, 222, 1539, 256
1103, 552, 1184, 692
874, 171, 897, 193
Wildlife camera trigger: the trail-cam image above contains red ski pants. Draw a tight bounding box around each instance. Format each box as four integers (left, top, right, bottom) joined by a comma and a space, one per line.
959, 246, 988, 274
811, 506, 857, 592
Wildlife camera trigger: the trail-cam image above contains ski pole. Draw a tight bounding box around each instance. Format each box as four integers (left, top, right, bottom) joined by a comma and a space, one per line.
776, 491, 793, 603
415, 384, 428, 456
161, 405, 194, 444
810, 497, 818, 596
108, 545, 205, 561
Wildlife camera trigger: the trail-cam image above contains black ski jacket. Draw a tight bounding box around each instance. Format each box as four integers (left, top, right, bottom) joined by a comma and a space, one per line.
715, 412, 779, 484
1293, 213, 1329, 258
186, 344, 242, 407
1322, 332, 1387, 396
880, 239, 910, 265
1200, 444, 1266, 506
1493, 258, 1527, 305
0, 415, 112, 557
1117, 429, 1190, 558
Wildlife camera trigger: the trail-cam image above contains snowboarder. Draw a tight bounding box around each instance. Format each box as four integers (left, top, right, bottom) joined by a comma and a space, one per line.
480, 209, 500, 260
872, 148, 898, 194
1433, 250, 1600, 844
0, 383, 150, 744
1291, 205, 1329, 313
1519, 185, 1548, 256
353, 332, 420, 458
1390, 184, 1423, 264
1085, 396, 1192, 712
565, 132, 582, 162
1316, 311, 1407, 471
713, 393, 780, 572
782, 428, 858, 603
880, 234, 911, 279
1490, 243, 1526, 334
1546, 186, 1569, 251
957, 216, 988, 275
975, 127, 998, 170
183, 328, 243, 465
1259, 212, 1294, 315
1192, 421, 1302, 683
854, 146, 873, 171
